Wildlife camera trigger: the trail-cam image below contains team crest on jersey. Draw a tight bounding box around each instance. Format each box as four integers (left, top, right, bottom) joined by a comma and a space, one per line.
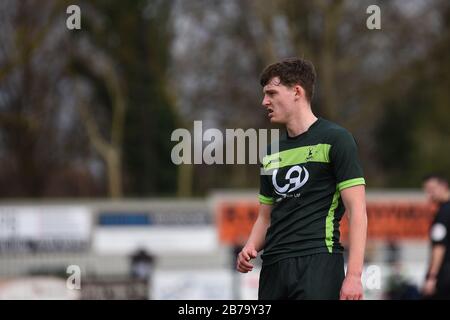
272, 165, 309, 198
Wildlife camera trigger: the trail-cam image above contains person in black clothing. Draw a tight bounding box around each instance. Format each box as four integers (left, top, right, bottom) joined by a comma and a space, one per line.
422, 174, 450, 299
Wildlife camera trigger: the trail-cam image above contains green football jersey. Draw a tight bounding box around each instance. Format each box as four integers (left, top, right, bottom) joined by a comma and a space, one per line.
259, 117, 365, 266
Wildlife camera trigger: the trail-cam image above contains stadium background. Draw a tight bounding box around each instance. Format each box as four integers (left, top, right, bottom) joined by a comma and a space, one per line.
0, 0, 449, 299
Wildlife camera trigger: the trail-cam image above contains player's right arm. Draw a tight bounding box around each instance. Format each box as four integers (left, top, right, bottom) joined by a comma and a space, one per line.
236, 203, 272, 273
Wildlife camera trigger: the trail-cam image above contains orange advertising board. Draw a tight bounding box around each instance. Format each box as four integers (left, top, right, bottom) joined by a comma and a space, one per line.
216, 200, 437, 246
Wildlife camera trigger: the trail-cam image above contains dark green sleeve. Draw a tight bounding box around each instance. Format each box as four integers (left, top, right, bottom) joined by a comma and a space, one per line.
259, 164, 274, 205
330, 129, 366, 192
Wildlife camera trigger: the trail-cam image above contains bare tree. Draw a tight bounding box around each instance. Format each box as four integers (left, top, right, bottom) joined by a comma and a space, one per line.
73, 43, 126, 198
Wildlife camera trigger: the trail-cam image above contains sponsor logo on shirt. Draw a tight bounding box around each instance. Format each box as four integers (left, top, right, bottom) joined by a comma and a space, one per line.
272, 165, 309, 198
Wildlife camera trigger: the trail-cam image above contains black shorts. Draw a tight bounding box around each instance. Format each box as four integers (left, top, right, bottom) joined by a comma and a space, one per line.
258, 253, 345, 300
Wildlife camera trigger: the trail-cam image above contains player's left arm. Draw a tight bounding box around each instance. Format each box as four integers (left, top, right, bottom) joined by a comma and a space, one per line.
423, 213, 449, 296
339, 184, 367, 300
423, 244, 446, 296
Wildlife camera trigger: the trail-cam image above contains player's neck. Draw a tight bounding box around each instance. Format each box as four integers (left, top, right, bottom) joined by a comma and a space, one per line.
285, 106, 317, 138
442, 192, 450, 203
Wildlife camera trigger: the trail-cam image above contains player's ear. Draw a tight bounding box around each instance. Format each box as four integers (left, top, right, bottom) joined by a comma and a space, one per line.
293, 85, 305, 101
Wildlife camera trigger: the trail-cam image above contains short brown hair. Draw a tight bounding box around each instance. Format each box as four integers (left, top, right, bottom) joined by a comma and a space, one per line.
260, 57, 316, 103
423, 173, 449, 186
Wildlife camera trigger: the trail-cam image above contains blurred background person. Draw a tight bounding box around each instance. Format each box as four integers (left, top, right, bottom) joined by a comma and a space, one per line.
422, 174, 450, 299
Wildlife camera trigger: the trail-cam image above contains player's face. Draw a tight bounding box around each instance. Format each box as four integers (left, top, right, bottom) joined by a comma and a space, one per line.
261, 77, 296, 124
423, 178, 448, 203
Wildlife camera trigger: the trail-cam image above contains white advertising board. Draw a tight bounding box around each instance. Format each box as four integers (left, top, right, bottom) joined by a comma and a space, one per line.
151, 269, 233, 300
0, 206, 91, 252
93, 226, 218, 254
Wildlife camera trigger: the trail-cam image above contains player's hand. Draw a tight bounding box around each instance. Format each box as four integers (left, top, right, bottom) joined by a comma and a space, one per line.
236, 245, 258, 273
340, 274, 364, 300
422, 277, 437, 296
